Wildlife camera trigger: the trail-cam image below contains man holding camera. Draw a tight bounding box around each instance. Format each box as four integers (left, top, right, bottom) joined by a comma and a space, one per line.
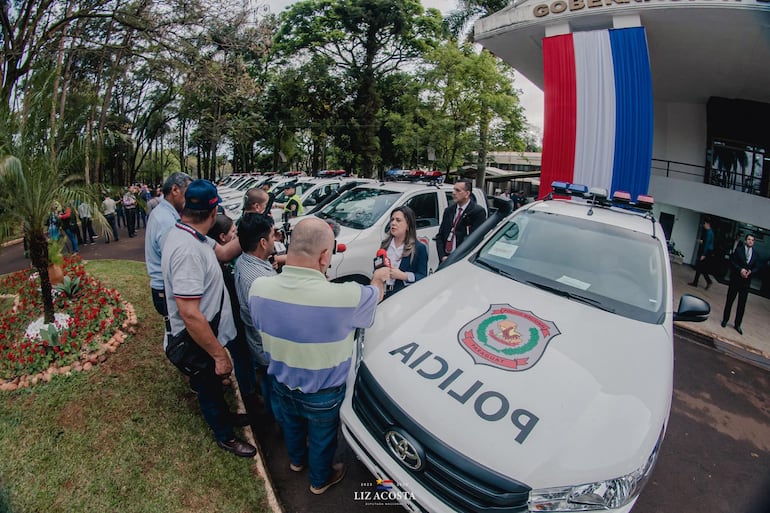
162, 179, 256, 458
248, 217, 389, 494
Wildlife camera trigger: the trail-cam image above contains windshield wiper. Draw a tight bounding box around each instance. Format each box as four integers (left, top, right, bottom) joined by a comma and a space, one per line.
475, 259, 524, 283
526, 281, 615, 313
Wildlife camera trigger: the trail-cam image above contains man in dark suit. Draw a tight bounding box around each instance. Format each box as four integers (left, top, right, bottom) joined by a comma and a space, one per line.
436, 179, 487, 262
721, 233, 761, 335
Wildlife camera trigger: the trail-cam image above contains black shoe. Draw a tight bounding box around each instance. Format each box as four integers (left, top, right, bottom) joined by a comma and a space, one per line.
217, 438, 256, 458
720, 320, 727, 328
687, 281, 697, 287
735, 326, 743, 335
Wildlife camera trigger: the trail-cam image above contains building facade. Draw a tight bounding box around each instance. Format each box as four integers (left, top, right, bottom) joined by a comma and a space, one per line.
476, 0, 770, 294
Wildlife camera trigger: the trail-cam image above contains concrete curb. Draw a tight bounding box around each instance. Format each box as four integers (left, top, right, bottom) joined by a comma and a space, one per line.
231, 373, 285, 513
1, 237, 24, 248
674, 324, 770, 372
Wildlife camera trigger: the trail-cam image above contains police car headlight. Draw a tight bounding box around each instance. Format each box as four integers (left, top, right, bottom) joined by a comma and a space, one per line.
528, 427, 663, 511
354, 328, 365, 371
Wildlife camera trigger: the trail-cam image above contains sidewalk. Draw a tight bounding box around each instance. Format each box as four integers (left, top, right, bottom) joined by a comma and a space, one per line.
671, 261, 770, 371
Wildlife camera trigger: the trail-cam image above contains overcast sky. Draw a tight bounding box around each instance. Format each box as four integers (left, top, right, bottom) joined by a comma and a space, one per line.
264, 0, 545, 135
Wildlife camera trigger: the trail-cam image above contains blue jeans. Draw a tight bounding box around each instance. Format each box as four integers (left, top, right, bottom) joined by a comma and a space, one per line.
64, 227, 79, 253
190, 367, 234, 443
271, 380, 345, 488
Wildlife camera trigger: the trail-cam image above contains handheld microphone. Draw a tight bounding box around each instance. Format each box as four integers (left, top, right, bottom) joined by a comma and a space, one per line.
373, 248, 391, 269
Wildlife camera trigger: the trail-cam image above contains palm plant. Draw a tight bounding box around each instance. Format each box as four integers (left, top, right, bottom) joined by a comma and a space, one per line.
445, 0, 511, 41
0, 79, 89, 324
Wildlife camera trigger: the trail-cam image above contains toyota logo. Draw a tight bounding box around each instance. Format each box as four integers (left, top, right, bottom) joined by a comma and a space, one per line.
385, 429, 425, 471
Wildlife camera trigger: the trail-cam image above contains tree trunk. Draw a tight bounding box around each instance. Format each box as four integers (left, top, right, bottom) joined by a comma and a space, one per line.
48, 0, 75, 163
28, 230, 55, 324
179, 118, 186, 173
95, 29, 135, 184
476, 111, 491, 190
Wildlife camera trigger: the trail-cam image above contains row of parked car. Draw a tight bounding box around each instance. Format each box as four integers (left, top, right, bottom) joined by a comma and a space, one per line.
218, 173, 711, 513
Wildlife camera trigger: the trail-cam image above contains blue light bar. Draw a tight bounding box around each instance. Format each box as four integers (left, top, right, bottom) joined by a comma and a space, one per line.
551, 181, 571, 195
568, 183, 588, 196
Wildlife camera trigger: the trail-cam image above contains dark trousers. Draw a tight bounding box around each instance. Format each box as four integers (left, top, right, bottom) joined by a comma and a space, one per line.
722, 284, 750, 327
105, 213, 119, 241
81, 217, 96, 243
125, 207, 137, 236
227, 335, 258, 398
190, 368, 235, 443
692, 256, 714, 286
151, 288, 171, 344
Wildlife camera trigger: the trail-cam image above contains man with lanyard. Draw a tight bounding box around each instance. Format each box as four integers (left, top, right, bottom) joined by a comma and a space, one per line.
162, 179, 256, 457
122, 186, 138, 238
436, 179, 487, 262
248, 217, 389, 494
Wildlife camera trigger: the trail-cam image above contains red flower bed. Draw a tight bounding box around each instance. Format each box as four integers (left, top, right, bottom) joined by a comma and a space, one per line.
0, 254, 134, 387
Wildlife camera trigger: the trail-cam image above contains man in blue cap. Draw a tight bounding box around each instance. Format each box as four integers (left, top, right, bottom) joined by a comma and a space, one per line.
161, 179, 256, 457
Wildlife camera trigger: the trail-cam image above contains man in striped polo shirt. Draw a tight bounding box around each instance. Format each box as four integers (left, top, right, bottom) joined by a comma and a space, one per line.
248, 217, 389, 494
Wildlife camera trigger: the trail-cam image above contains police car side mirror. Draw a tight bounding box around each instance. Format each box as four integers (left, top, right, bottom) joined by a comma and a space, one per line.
673, 294, 710, 323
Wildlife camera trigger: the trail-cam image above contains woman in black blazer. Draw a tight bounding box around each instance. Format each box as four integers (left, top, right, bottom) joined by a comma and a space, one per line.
380, 206, 428, 298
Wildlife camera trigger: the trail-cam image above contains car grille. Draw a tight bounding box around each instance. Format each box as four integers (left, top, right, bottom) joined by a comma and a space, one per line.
352, 364, 531, 513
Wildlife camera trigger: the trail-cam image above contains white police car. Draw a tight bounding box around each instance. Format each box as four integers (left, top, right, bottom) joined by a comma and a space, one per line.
340, 183, 710, 513
313, 180, 486, 283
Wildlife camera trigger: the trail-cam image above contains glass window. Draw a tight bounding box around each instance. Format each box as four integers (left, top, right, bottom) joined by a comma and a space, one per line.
317, 187, 400, 229
405, 193, 439, 227
474, 210, 667, 324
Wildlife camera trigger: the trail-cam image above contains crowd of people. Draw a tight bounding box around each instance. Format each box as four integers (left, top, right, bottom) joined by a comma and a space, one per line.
46, 183, 163, 255
143, 175, 487, 495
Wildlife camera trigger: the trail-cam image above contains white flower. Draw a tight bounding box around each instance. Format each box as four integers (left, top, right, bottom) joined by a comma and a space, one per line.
24, 313, 72, 341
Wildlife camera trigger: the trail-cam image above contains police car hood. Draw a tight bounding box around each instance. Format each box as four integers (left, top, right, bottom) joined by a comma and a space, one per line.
361, 261, 673, 488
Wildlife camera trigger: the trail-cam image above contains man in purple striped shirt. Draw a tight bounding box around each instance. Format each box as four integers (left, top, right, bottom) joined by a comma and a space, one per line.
249, 217, 389, 494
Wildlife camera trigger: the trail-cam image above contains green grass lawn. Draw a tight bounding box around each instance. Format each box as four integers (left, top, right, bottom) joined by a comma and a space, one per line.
0, 260, 268, 513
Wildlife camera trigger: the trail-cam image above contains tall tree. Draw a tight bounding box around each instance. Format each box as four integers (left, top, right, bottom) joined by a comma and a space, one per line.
274, 0, 445, 177
423, 42, 524, 187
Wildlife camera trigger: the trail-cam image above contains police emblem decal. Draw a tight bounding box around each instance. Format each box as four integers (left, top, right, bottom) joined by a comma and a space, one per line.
459, 304, 560, 371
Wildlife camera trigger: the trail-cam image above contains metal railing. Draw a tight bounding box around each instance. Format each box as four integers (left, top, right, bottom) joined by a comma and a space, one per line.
651, 158, 767, 198
650, 159, 704, 180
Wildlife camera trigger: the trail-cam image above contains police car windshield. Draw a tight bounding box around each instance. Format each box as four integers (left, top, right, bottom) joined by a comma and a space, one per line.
474, 210, 667, 324
317, 187, 400, 229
